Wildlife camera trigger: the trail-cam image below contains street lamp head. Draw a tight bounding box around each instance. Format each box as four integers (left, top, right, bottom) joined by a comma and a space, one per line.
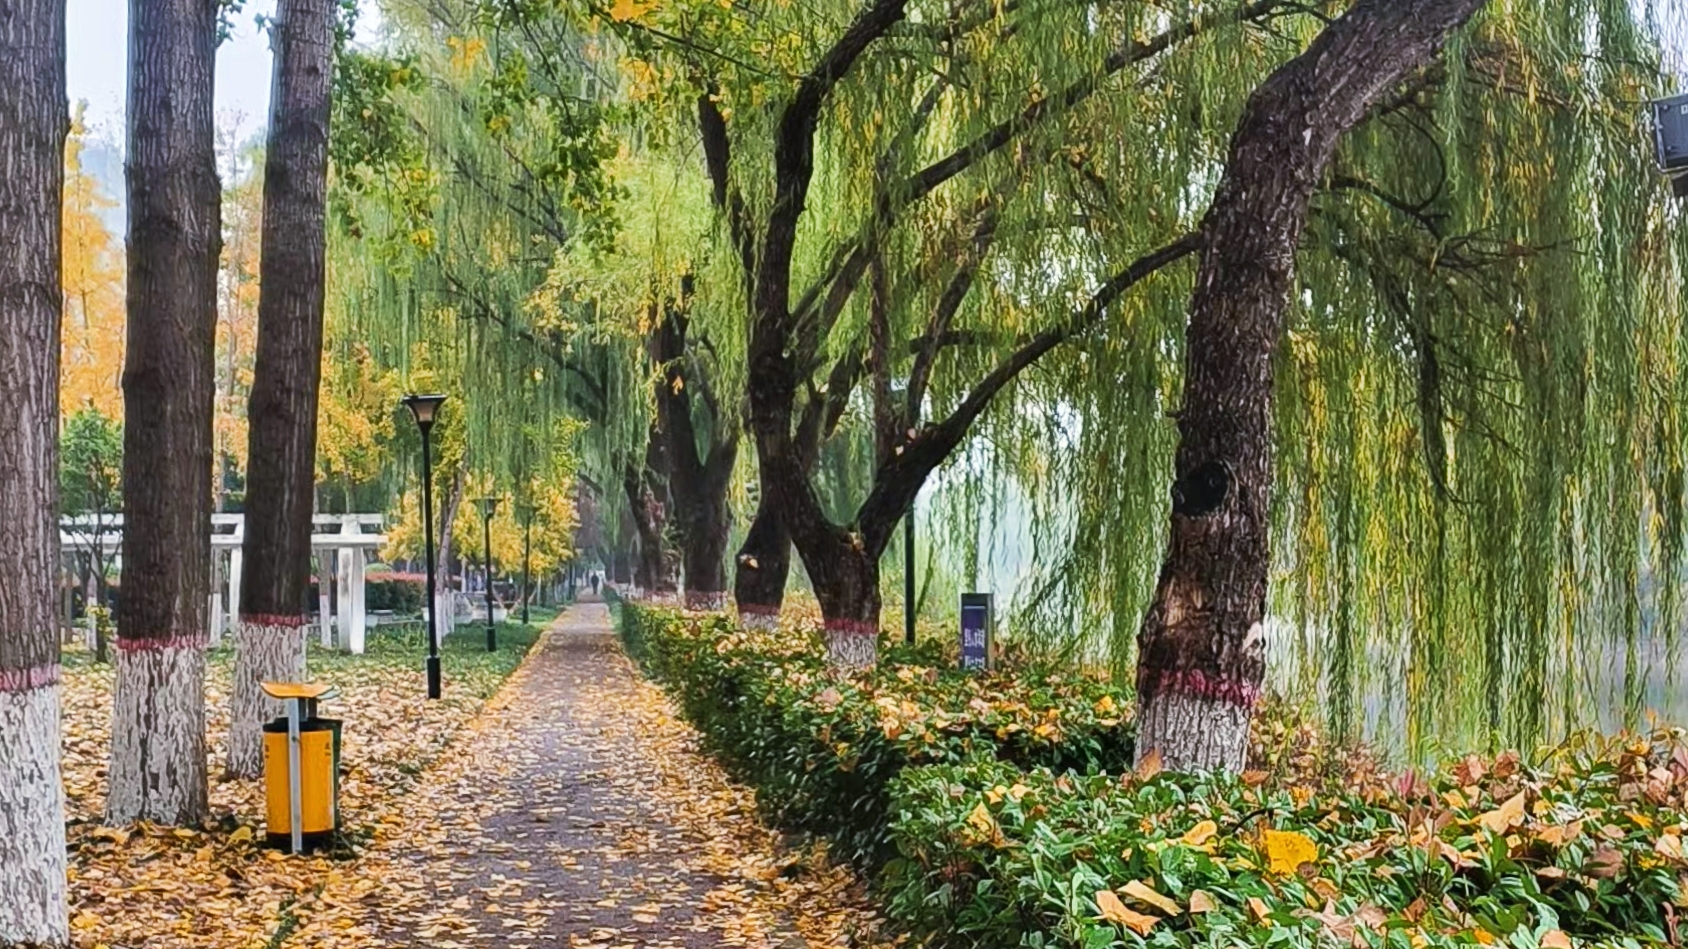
477, 496, 501, 519
401, 393, 448, 433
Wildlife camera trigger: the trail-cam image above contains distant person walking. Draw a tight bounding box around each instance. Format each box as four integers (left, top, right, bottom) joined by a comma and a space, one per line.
589, 572, 600, 596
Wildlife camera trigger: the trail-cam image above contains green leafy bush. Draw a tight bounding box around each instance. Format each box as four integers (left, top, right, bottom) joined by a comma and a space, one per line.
616, 602, 1135, 865
885, 737, 1688, 948
366, 571, 424, 613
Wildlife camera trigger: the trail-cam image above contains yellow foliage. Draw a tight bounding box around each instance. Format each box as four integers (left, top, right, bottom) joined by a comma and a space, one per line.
1261, 828, 1318, 875
60, 109, 125, 420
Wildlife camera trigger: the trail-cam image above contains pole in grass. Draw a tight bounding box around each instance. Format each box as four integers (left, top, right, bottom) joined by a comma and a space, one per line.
477, 497, 501, 650
516, 500, 533, 625
401, 393, 448, 699
904, 508, 916, 645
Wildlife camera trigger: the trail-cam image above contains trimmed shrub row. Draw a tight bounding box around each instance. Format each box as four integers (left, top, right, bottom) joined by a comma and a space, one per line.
883, 740, 1688, 948
615, 602, 1136, 866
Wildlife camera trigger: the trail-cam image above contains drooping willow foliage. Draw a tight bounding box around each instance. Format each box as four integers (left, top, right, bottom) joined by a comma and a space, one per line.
970, 2, 1688, 759
326, 0, 651, 528
329, 0, 1688, 757
597, 0, 1688, 754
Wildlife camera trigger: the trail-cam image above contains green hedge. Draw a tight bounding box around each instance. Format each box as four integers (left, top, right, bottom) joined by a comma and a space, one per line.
884, 741, 1688, 948
615, 602, 1136, 866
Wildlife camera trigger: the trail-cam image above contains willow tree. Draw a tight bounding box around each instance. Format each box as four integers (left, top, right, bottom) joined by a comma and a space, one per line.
1131, 0, 1488, 771
229, 0, 339, 778
325, 8, 633, 598
0, 0, 68, 935
111, 0, 220, 826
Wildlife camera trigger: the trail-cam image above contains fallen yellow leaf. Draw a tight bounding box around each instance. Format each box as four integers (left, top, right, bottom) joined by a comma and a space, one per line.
1261, 828, 1318, 875
1134, 748, 1164, 782
1188, 889, 1218, 914
1541, 930, 1572, 949
1181, 819, 1217, 848
1121, 879, 1181, 915
1096, 889, 1158, 935
1479, 792, 1527, 834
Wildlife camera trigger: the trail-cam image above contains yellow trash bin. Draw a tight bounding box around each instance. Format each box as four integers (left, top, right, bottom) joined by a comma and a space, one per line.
260, 682, 341, 853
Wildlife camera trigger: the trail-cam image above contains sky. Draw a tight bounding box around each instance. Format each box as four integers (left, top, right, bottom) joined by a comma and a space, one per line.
68, 0, 280, 150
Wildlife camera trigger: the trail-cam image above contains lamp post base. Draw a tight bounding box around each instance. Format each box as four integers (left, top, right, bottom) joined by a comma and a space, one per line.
426, 655, 441, 699
486, 625, 496, 652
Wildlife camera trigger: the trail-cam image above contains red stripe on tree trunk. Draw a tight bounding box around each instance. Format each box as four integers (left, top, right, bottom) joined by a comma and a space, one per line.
1145, 668, 1261, 707
823, 618, 878, 637
237, 613, 310, 628
115, 634, 209, 653
0, 663, 60, 694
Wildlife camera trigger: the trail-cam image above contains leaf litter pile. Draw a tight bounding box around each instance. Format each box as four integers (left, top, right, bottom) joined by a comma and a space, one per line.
60, 610, 889, 948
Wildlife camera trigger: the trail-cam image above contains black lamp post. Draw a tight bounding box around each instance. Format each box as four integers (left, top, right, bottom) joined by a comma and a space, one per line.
402, 393, 447, 699
476, 497, 500, 650
515, 500, 533, 625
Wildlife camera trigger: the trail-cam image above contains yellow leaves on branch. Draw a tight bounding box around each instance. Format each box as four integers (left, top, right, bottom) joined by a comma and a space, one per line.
1478, 792, 1527, 835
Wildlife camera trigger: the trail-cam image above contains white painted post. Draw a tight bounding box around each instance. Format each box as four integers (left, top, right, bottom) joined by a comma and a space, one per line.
228, 546, 244, 622
339, 547, 366, 648
335, 547, 359, 654
318, 549, 334, 649
208, 551, 224, 646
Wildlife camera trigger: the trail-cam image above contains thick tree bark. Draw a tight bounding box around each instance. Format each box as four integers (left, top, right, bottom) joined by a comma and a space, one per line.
111, 0, 220, 826
0, 0, 68, 937
732, 498, 791, 627
650, 298, 737, 612
625, 431, 676, 599
228, 0, 335, 778
1133, 0, 1486, 772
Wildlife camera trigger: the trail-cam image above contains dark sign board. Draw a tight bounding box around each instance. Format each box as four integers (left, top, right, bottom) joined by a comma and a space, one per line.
960, 593, 992, 671
1652, 93, 1688, 174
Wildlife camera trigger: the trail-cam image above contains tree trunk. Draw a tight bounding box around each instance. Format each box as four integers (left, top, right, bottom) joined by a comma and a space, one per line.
650, 300, 736, 612
624, 438, 675, 600
0, 0, 68, 935
733, 498, 792, 629
228, 0, 335, 779
804, 531, 881, 667
111, 0, 220, 826
1133, 0, 1486, 772
436, 468, 463, 634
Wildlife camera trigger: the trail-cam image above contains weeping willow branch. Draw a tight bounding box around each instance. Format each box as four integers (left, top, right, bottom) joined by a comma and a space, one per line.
857, 231, 1203, 552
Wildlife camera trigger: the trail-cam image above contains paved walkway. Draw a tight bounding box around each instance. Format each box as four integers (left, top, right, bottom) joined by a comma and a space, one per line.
348, 597, 875, 949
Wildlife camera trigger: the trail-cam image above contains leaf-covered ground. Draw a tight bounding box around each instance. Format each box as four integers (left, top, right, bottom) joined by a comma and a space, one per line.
62, 601, 888, 948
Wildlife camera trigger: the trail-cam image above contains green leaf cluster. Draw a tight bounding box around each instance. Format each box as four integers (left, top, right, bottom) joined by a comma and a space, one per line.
884, 736, 1688, 948
614, 599, 1134, 865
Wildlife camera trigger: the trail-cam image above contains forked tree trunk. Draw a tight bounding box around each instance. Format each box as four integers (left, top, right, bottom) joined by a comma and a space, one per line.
228, 0, 335, 779
110, 0, 220, 826
1133, 0, 1486, 772
0, 0, 68, 937
732, 498, 791, 629
651, 300, 737, 612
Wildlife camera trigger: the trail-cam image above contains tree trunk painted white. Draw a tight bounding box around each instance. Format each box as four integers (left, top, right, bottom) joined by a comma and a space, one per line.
685, 590, 729, 611
824, 621, 878, 669
226, 619, 307, 778
1134, 687, 1250, 772
0, 678, 67, 947
738, 606, 779, 632
107, 642, 209, 825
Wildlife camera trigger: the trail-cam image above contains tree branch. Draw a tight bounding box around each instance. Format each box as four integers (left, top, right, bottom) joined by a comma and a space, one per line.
857, 232, 1203, 551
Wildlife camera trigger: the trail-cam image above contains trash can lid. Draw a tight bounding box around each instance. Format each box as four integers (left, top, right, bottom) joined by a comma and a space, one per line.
261, 682, 337, 701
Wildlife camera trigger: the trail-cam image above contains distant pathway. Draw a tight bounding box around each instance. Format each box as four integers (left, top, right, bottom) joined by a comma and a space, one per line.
345, 596, 875, 949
